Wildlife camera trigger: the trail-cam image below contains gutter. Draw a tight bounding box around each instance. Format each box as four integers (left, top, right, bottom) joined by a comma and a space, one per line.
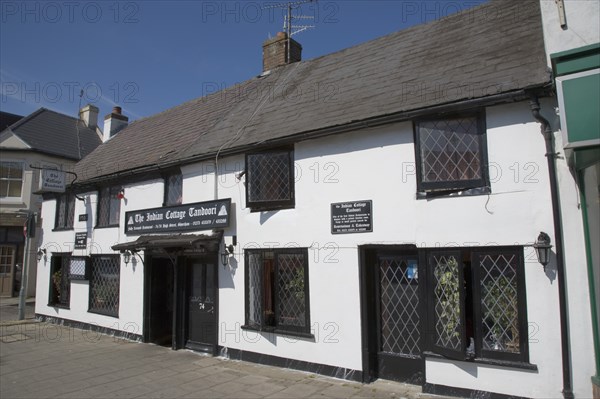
74, 87, 550, 187
529, 96, 574, 399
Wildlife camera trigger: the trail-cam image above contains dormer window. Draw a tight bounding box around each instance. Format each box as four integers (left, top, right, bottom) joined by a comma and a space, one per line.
246, 148, 295, 211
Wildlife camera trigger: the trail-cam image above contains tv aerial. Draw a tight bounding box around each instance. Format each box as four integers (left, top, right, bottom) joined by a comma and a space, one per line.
262, 0, 317, 62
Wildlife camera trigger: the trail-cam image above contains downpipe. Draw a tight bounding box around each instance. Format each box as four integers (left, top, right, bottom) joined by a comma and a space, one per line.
530, 96, 574, 399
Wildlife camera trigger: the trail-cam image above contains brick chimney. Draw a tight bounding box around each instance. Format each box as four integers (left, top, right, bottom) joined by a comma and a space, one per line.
79, 104, 99, 129
102, 106, 128, 142
262, 32, 302, 73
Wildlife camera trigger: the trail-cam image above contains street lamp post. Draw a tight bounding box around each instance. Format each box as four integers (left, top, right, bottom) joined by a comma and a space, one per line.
18, 210, 35, 321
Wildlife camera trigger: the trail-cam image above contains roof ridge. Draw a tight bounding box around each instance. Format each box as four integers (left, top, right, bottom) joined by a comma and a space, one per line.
5, 107, 46, 133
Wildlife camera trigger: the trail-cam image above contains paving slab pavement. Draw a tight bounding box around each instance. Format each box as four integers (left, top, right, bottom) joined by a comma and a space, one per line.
0, 309, 456, 398
0, 297, 35, 324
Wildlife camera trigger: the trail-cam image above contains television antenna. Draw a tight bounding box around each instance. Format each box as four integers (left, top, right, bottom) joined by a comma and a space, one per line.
262, 0, 317, 64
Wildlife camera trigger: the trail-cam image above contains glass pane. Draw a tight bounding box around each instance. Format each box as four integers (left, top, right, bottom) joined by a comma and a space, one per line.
56, 195, 67, 228
70, 258, 86, 279
276, 253, 306, 328
66, 194, 75, 228
97, 187, 110, 226
7, 181, 22, 197
380, 258, 420, 355
166, 174, 183, 205
247, 252, 263, 327
248, 152, 291, 203
478, 252, 520, 353
0, 162, 23, 179
418, 117, 482, 183
109, 187, 121, 225
89, 256, 120, 316
431, 254, 462, 350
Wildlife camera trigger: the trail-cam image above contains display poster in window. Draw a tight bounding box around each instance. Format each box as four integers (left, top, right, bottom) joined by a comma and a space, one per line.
74, 232, 87, 249
125, 198, 231, 235
331, 200, 373, 234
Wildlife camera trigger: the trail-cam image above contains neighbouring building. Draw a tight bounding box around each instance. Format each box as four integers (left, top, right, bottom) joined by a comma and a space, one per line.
540, 1, 600, 397
0, 106, 102, 297
34, 1, 596, 397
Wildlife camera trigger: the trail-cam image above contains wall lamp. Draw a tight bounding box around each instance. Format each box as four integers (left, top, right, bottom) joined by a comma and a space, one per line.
533, 232, 552, 269
37, 248, 46, 262
122, 250, 132, 265
221, 236, 237, 267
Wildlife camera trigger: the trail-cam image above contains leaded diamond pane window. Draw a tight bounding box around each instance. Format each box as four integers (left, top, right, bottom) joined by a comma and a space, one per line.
426, 247, 528, 363
247, 252, 263, 328
244, 248, 310, 335
89, 255, 120, 317
477, 252, 521, 354
415, 114, 488, 193
379, 258, 420, 356
97, 186, 121, 227
430, 253, 463, 353
165, 173, 183, 206
55, 192, 75, 229
277, 253, 307, 329
246, 149, 294, 210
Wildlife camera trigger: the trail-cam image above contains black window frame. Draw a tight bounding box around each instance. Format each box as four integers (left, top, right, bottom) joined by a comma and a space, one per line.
425, 246, 529, 364
163, 171, 183, 206
413, 111, 490, 196
54, 192, 76, 230
88, 254, 121, 317
96, 186, 122, 228
245, 147, 295, 212
48, 253, 71, 308
243, 248, 311, 337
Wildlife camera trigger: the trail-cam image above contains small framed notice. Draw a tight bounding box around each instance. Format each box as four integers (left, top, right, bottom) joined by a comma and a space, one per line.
331, 200, 373, 234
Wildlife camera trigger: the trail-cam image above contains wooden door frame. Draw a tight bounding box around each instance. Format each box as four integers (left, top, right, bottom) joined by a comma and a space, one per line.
176, 253, 219, 354
0, 244, 16, 297
359, 244, 426, 385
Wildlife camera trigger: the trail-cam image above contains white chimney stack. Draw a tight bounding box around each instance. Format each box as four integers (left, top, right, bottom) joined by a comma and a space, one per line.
103, 106, 128, 142
79, 104, 99, 129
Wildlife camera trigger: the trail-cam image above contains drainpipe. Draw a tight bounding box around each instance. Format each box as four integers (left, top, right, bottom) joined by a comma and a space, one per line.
530, 96, 574, 399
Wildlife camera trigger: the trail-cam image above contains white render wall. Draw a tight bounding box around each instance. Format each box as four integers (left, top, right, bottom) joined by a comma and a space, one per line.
35, 179, 163, 334
35, 99, 593, 398
540, 0, 600, 63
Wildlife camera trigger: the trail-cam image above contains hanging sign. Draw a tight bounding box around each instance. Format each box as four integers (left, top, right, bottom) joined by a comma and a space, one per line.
125, 198, 231, 235
38, 169, 66, 192
331, 200, 373, 234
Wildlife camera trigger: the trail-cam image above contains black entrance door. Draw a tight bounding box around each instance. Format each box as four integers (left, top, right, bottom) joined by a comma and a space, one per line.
184, 257, 217, 353
362, 248, 425, 384
147, 257, 173, 346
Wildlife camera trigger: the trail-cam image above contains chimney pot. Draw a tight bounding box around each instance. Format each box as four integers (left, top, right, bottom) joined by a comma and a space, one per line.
112, 106, 122, 115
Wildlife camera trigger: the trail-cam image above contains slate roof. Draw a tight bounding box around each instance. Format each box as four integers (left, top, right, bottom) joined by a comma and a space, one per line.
0, 111, 24, 131
0, 108, 102, 160
75, 0, 551, 184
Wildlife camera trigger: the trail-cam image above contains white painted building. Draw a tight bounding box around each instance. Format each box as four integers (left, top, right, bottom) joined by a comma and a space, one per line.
35, 1, 596, 398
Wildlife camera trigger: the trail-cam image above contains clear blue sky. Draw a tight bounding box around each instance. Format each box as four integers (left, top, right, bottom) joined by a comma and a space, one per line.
1, 0, 487, 122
